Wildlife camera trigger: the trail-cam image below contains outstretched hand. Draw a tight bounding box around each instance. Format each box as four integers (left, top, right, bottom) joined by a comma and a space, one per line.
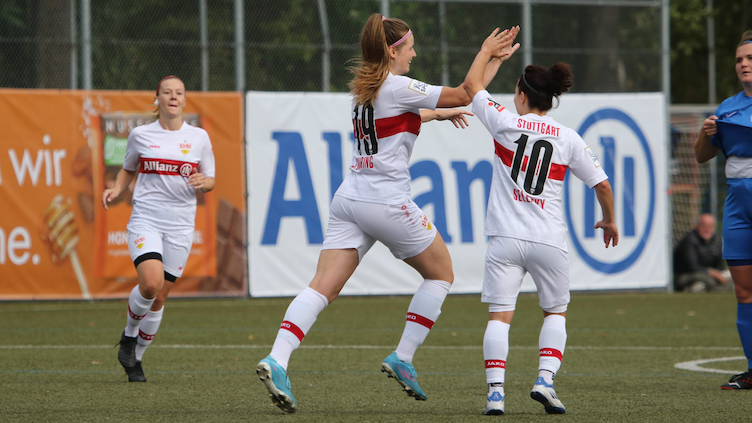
481, 26, 521, 62
594, 220, 619, 248
436, 109, 474, 128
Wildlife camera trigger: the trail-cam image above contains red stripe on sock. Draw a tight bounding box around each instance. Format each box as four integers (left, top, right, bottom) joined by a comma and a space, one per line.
540, 348, 563, 360
406, 312, 434, 329
138, 330, 155, 341
485, 360, 506, 369
127, 306, 147, 320
280, 320, 305, 342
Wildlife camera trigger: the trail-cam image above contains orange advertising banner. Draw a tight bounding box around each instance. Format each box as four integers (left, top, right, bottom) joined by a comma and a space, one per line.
0, 89, 246, 299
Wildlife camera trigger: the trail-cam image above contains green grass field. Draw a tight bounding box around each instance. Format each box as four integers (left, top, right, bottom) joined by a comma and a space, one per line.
2, 292, 752, 422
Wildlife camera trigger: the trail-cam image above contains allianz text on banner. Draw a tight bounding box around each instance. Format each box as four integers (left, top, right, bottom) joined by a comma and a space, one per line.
246, 92, 668, 297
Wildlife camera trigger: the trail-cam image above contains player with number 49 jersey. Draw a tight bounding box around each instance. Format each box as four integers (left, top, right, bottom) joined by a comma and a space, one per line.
472, 92, 606, 252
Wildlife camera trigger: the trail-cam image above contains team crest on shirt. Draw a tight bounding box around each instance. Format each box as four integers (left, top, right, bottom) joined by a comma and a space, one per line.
179, 142, 192, 155
134, 236, 145, 249
408, 79, 428, 95
486, 98, 505, 112
585, 147, 601, 167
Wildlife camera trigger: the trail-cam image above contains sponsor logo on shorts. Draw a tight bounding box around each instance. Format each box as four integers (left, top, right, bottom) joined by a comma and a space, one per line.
134, 235, 145, 249
420, 215, 432, 230
148, 144, 160, 149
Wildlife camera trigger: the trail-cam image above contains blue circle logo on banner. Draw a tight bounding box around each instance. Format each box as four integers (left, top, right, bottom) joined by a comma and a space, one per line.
564, 108, 655, 274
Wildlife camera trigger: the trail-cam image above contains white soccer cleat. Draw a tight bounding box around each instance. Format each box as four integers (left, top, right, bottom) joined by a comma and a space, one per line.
482, 391, 505, 415
530, 377, 565, 414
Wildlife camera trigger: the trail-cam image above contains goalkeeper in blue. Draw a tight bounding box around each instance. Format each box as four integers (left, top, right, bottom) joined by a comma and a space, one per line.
694, 29, 752, 390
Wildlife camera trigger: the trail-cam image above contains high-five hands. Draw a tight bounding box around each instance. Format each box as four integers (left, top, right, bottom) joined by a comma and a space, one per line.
481, 26, 521, 62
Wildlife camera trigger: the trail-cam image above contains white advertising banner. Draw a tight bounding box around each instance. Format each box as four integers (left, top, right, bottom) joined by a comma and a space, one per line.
247, 92, 668, 297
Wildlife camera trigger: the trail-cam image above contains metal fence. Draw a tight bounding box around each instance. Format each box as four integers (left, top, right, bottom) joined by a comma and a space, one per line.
0, 0, 668, 96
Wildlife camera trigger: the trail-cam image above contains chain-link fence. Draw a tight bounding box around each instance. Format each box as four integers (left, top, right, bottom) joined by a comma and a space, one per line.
1, 0, 666, 94
669, 105, 726, 246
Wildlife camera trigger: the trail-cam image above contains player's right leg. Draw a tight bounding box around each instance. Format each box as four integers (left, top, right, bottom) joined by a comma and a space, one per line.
257, 196, 367, 412
118, 228, 165, 382
481, 236, 525, 415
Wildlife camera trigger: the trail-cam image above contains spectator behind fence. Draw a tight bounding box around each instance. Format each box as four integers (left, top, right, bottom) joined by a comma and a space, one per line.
673, 214, 731, 292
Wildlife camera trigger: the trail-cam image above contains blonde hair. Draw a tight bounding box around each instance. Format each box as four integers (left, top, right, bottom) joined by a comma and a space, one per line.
348, 14, 411, 106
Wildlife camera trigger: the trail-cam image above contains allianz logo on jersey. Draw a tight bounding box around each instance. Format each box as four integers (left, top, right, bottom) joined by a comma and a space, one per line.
563, 108, 657, 274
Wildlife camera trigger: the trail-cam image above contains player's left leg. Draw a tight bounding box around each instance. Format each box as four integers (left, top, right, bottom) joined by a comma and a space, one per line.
527, 242, 569, 414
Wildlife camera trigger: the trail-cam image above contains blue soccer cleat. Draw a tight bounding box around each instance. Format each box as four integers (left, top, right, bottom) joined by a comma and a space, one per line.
256, 356, 297, 413
482, 391, 505, 415
381, 351, 427, 401
530, 377, 566, 414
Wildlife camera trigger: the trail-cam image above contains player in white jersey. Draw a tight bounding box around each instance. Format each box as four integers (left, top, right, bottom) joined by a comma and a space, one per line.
102, 76, 216, 382
463, 29, 618, 415
256, 15, 519, 413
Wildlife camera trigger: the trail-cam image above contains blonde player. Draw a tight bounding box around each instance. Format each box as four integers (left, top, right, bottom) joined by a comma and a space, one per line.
255, 14, 519, 413
463, 29, 618, 415
102, 75, 215, 382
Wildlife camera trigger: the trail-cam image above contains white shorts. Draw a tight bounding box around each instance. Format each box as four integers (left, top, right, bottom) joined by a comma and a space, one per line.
322, 195, 437, 260
127, 224, 193, 279
481, 236, 570, 312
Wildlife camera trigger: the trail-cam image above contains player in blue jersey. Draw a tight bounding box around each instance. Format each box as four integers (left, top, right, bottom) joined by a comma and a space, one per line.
694, 29, 752, 390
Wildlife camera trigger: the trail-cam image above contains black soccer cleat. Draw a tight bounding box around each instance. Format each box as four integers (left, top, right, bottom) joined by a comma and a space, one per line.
721, 370, 752, 390
116, 331, 141, 381
124, 360, 147, 382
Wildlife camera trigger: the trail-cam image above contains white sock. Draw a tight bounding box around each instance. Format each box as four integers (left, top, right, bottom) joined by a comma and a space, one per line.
269, 287, 329, 370
395, 279, 451, 363
135, 307, 164, 361
484, 320, 510, 389
124, 286, 155, 338
538, 314, 567, 380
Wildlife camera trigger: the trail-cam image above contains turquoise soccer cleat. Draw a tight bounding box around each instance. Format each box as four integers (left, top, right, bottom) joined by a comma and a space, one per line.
256, 356, 297, 413
381, 351, 427, 401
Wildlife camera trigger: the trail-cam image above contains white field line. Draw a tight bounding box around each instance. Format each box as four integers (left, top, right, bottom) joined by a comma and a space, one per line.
674, 356, 746, 375
0, 344, 742, 351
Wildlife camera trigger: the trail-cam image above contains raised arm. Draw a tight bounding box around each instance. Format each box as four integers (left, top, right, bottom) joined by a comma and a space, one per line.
464, 26, 520, 101
593, 179, 619, 248
694, 115, 720, 163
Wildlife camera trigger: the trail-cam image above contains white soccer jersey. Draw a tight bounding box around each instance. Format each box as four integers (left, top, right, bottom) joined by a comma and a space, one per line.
123, 121, 216, 232
335, 73, 442, 205
472, 90, 607, 251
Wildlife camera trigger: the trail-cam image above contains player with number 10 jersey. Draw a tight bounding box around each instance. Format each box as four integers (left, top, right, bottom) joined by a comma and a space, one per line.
473, 95, 606, 251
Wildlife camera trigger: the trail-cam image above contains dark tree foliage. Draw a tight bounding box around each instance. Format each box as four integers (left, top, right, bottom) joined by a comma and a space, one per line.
0, 0, 750, 103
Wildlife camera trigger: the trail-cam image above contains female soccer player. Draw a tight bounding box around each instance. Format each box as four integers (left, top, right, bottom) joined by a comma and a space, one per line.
102, 75, 215, 382
463, 30, 619, 415
694, 29, 752, 390
255, 14, 518, 413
